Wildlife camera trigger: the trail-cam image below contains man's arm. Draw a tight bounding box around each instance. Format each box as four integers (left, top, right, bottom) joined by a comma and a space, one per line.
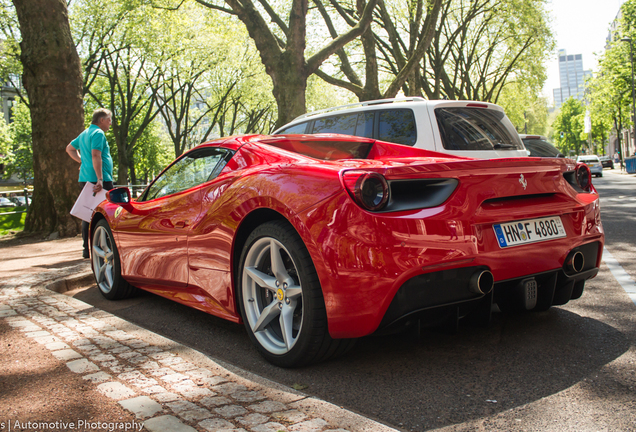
66, 143, 81, 163
92, 149, 104, 192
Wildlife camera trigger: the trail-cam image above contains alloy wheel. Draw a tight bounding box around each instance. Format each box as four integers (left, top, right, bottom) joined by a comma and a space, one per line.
92, 225, 115, 294
241, 237, 304, 355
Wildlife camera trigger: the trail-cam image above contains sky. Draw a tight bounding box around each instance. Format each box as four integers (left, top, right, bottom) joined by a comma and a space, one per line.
543, 0, 626, 104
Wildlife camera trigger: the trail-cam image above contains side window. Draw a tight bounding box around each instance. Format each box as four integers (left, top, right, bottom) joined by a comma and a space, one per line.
277, 122, 309, 134
312, 114, 357, 135
354, 112, 374, 138
378, 109, 416, 146
141, 148, 233, 202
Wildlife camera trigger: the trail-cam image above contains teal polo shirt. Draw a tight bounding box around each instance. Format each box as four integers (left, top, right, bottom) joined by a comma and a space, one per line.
70, 124, 113, 182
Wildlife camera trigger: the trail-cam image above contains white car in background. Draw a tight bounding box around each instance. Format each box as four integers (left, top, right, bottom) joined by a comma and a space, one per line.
10, 196, 31, 206
577, 155, 603, 177
0, 197, 17, 208
273, 98, 528, 159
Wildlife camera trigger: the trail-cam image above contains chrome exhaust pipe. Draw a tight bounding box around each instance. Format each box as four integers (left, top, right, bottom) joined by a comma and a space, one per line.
469, 270, 494, 295
566, 251, 585, 273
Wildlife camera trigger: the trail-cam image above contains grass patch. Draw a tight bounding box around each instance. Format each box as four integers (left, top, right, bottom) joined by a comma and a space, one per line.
0, 206, 27, 235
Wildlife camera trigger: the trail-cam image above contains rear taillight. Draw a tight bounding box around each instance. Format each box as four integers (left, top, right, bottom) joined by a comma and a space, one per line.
342, 171, 389, 211
576, 163, 592, 192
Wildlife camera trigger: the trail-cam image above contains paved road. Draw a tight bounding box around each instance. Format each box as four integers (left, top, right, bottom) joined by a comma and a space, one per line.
63, 168, 636, 431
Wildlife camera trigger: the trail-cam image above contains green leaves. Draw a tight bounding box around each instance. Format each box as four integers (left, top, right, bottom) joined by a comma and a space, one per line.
497, 81, 549, 135
0, 99, 32, 183
423, 0, 554, 103
552, 97, 586, 156
69, 0, 280, 182
585, 0, 636, 156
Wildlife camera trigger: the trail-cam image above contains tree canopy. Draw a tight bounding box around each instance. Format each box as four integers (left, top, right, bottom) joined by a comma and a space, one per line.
586, 0, 636, 160
1, 0, 556, 235
552, 97, 586, 157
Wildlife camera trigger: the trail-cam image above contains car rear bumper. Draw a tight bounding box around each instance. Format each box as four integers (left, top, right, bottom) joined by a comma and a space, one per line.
300, 165, 604, 339
377, 241, 601, 332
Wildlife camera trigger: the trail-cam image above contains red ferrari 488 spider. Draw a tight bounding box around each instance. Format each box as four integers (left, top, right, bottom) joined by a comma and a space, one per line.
90, 134, 604, 367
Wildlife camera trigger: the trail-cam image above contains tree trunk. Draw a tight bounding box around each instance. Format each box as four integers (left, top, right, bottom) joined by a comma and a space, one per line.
116, 146, 130, 185
359, 24, 381, 101
271, 60, 307, 129
128, 152, 137, 185
13, 0, 85, 237
110, 121, 129, 185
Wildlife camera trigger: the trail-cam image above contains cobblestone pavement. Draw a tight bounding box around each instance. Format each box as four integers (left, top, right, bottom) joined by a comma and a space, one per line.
0, 264, 398, 432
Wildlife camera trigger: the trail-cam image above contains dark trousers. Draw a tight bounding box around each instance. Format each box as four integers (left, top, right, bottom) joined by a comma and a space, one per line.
80, 181, 114, 253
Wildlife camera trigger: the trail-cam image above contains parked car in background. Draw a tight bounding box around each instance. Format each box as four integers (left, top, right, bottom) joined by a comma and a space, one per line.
9, 196, 31, 206
274, 98, 528, 159
599, 155, 614, 169
519, 134, 565, 158
90, 134, 604, 367
0, 197, 17, 208
577, 155, 603, 177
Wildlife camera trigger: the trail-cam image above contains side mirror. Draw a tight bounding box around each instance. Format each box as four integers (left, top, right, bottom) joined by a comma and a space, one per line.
106, 187, 131, 204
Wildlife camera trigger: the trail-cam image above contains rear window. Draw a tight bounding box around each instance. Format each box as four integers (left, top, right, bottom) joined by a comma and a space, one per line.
435, 107, 524, 151
578, 156, 600, 163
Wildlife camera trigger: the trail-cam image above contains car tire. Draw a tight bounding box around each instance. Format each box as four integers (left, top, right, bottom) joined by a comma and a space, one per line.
237, 220, 353, 368
91, 219, 137, 300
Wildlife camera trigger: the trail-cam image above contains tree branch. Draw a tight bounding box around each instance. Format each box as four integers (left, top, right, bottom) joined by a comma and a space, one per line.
382, 0, 442, 98
257, 0, 289, 36
315, 68, 364, 95
306, 0, 378, 75
192, 0, 234, 14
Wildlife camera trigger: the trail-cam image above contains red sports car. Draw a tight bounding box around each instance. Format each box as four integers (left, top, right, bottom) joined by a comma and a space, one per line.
90, 134, 604, 367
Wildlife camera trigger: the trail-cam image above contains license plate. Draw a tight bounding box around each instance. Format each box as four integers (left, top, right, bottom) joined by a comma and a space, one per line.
493, 216, 566, 248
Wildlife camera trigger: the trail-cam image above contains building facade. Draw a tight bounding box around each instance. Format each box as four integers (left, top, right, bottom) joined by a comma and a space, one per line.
553, 49, 593, 109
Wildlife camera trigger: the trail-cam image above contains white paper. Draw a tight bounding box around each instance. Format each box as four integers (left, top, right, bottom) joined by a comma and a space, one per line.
70, 183, 107, 222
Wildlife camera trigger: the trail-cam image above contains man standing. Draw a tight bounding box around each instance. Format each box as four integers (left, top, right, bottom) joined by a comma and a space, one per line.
66, 108, 114, 258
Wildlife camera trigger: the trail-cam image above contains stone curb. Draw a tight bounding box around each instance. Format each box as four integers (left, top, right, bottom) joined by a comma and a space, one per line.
1, 271, 401, 432
45, 269, 94, 294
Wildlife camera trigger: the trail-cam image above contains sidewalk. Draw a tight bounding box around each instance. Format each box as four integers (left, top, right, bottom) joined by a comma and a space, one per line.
607, 166, 634, 175
0, 236, 398, 432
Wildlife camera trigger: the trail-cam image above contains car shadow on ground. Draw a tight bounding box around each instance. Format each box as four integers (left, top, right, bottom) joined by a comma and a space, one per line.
63, 280, 630, 432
